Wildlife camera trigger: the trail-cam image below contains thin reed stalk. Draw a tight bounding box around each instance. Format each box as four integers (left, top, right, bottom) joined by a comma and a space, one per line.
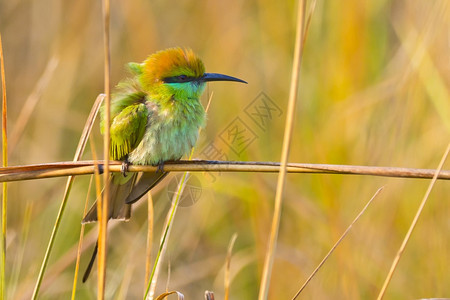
0, 161, 449, 182
99, 0, 111, 298
376, 143, 450, 299
0, 32, 7, 300
9, 56, 59, 152
144, 193, 154, 290
225, 233, 238, 300
292, 187, 384, 299
8, 202, 32, 299
71, 175, 93, 300
258, 1, 306, 299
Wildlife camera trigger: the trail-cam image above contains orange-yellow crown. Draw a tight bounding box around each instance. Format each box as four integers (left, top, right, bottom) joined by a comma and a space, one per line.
140, 48, 205, 89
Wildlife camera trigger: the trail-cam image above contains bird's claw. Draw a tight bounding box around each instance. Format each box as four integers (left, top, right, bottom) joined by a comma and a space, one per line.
156, 161, 165, 173
121, 160, 131, 177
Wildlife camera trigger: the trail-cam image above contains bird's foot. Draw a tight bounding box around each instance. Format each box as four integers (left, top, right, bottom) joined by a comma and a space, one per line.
121, 159, 131, 177
156, 161, 165, 173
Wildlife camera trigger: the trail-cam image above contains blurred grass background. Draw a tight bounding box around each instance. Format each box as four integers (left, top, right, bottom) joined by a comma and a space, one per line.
1, 0, 449, 298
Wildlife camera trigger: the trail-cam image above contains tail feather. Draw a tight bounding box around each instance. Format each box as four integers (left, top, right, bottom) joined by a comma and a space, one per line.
82, 241, 98, 282
82, 173, 137, 223
81, 171, 168, 222
81, 171, 168, 282
125, 171, 168, 204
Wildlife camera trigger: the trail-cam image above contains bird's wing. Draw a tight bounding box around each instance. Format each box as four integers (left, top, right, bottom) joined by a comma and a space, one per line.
109, 100, 149, 160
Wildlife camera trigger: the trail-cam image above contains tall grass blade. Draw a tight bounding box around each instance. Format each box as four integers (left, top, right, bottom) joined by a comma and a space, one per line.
98, 0, 111, 297
9, 56, 59, 152
7, 202, 32, 299
258, 1, 306, 299
0, 32, 8, 300
71, 175, 93, 300
144, 193, 154, 293
224, 233, 237, 300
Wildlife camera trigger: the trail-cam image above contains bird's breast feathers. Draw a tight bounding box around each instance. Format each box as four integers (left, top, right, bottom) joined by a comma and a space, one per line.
127, 99, 205, 165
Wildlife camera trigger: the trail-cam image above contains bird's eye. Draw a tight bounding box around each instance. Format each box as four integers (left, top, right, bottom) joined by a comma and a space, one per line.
162, 75, 192, 83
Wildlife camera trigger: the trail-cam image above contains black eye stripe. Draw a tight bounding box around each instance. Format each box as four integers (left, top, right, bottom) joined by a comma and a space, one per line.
163, 75, 198, 83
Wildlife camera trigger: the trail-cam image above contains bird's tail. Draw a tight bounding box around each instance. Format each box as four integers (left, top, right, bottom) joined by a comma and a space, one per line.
81, 171, 168, 223
81, 171, 168, 282
81, 173, 137, 223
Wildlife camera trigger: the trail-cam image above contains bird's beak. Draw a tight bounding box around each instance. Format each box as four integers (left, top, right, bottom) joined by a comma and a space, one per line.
202, 73, 247, 84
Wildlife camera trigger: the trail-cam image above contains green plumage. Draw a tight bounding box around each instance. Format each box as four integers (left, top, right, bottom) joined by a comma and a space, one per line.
83, 47, 245, 224
82, 48, 207, 223
83, 48, 250, 222
109, 103, 148, 161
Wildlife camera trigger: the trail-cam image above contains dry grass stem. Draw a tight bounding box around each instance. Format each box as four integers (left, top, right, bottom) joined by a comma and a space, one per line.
71, 175, 93, 300
0, 32, 8, 300
8, 202, 32, 299
145, 192, 154, 293
377, 143, 450, 300
224, 233, 238, 300
98, 0, 111, 297
258, 1, 308, 298
292, 186, 385, 299
9, 57, 59, 152
0, 160, 449, 182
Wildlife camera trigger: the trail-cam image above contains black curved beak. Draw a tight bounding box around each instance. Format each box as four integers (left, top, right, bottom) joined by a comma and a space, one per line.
202, 73, 247, 84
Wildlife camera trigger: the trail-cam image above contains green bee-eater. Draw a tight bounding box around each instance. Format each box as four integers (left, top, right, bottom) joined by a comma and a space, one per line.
81, 47, 246, 281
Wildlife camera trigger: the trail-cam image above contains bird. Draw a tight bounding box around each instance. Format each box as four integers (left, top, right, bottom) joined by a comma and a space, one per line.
81, 47, 246, 281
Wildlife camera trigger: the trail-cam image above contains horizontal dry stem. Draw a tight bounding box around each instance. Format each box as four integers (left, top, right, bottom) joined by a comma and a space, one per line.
0, 160, 448, 182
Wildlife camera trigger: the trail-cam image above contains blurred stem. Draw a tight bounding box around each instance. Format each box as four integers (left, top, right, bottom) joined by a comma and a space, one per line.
0, 32, 8, 300
71, 175, 93, 300
225, 233, 238, 300
144, 193, 154, 292
8, 202, 32, 299
99, 0, 111, 298
258, 1, 306, 299
292, 187, 384, 299
377, 143, 450, 300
